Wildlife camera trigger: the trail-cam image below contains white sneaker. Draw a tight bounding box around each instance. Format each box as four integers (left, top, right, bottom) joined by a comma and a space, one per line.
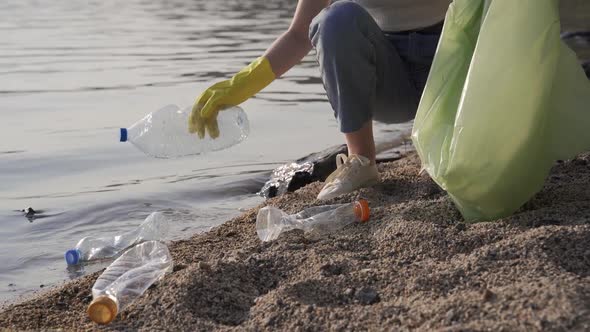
317, 154, 379, 200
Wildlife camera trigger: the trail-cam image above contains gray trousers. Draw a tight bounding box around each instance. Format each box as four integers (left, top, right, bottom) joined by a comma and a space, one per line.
309, 1, 442, 133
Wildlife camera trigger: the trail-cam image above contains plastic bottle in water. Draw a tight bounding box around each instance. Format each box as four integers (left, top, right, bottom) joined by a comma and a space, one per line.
65, 212, 168, 265
119, 104, 249, 158
256, 199, 370, 242
87, 241, 173, 324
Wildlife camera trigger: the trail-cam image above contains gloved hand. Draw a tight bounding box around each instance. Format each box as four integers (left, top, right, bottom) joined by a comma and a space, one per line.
189, 57, 276, 138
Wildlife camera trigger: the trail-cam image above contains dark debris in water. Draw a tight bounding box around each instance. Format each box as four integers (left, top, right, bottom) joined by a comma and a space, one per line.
20, 207, 37, 222
17, 207, 55, 222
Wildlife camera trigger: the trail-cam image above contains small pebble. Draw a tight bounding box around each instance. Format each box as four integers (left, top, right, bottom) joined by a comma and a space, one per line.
445, 309, 457, 323
343, 288, 355, 297
355, 287, 380, 305
488, 249, 497, 259
263, 315, 276, 327
198, 261, 212, 272
320, 262, 344, 277
482, 288, 496, 302
173, 264, 187, 272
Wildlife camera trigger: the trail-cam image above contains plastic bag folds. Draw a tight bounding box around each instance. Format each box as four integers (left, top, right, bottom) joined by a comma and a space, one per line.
412, 0, 590, 221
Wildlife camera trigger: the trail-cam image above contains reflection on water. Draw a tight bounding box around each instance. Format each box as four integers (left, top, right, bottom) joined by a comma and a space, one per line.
1, 0, 587, 94
0, 0, 323, 99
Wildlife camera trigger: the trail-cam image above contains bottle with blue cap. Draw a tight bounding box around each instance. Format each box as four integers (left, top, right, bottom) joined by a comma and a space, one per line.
119, 104, 249, 158
87, 240, 173, 324
65, 212, 168, 265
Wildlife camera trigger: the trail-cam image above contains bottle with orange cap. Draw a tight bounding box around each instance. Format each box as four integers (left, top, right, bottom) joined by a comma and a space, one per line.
256, 199, 370, 242
87, 241, 172, 325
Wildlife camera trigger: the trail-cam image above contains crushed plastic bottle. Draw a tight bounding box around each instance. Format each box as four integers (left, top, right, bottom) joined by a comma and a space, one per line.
120, 104, 249, 158
87, 241, 173, 324
256, 199, 370, 242
65, 212, 168, 265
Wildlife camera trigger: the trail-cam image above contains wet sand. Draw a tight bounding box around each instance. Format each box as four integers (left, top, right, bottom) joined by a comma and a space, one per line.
1, 152, 589, 331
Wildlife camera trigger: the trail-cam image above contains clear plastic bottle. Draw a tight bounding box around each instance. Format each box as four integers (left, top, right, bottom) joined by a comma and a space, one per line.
256, 199, 370, 242
65, 212, 168, 265
87, 241, 173, 325
120, 104, 249, 158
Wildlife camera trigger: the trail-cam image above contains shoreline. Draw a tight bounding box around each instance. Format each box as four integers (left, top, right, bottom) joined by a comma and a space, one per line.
1, 152, 590, 330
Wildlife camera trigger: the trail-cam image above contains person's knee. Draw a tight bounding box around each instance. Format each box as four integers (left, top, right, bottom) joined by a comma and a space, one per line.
309, 1, 368, 50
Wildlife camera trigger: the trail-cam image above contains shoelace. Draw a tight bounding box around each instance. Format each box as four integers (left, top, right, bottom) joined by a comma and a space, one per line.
336, 154, 370, 168
335, 153, 348, 169
325, 154, 369, 184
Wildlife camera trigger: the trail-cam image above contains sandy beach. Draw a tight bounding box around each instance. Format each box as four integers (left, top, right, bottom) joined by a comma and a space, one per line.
1, 152, 589, 331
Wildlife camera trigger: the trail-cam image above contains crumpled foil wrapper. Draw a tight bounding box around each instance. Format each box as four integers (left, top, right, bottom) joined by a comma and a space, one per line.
258, 161, 314, 198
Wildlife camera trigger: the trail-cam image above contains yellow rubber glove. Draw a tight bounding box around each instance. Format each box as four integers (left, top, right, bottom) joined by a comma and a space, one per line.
189, 57, 275, 138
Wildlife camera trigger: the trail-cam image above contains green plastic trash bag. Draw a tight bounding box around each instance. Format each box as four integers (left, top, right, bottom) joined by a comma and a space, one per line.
412, 0, 590, 222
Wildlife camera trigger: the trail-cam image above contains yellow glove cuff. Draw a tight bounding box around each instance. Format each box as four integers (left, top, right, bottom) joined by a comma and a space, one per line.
230, 56, 276, 96
199, 56, 276, 119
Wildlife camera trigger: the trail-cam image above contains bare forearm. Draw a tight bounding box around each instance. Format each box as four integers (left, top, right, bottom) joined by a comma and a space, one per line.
263, 0, 329, 77
263, 29, 313, 77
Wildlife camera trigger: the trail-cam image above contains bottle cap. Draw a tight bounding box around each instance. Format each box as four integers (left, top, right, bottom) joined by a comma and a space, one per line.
120, 128, 128, 142
64, 249, 81, 265
88, 295, 118, 325
354, 199, 370, 223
